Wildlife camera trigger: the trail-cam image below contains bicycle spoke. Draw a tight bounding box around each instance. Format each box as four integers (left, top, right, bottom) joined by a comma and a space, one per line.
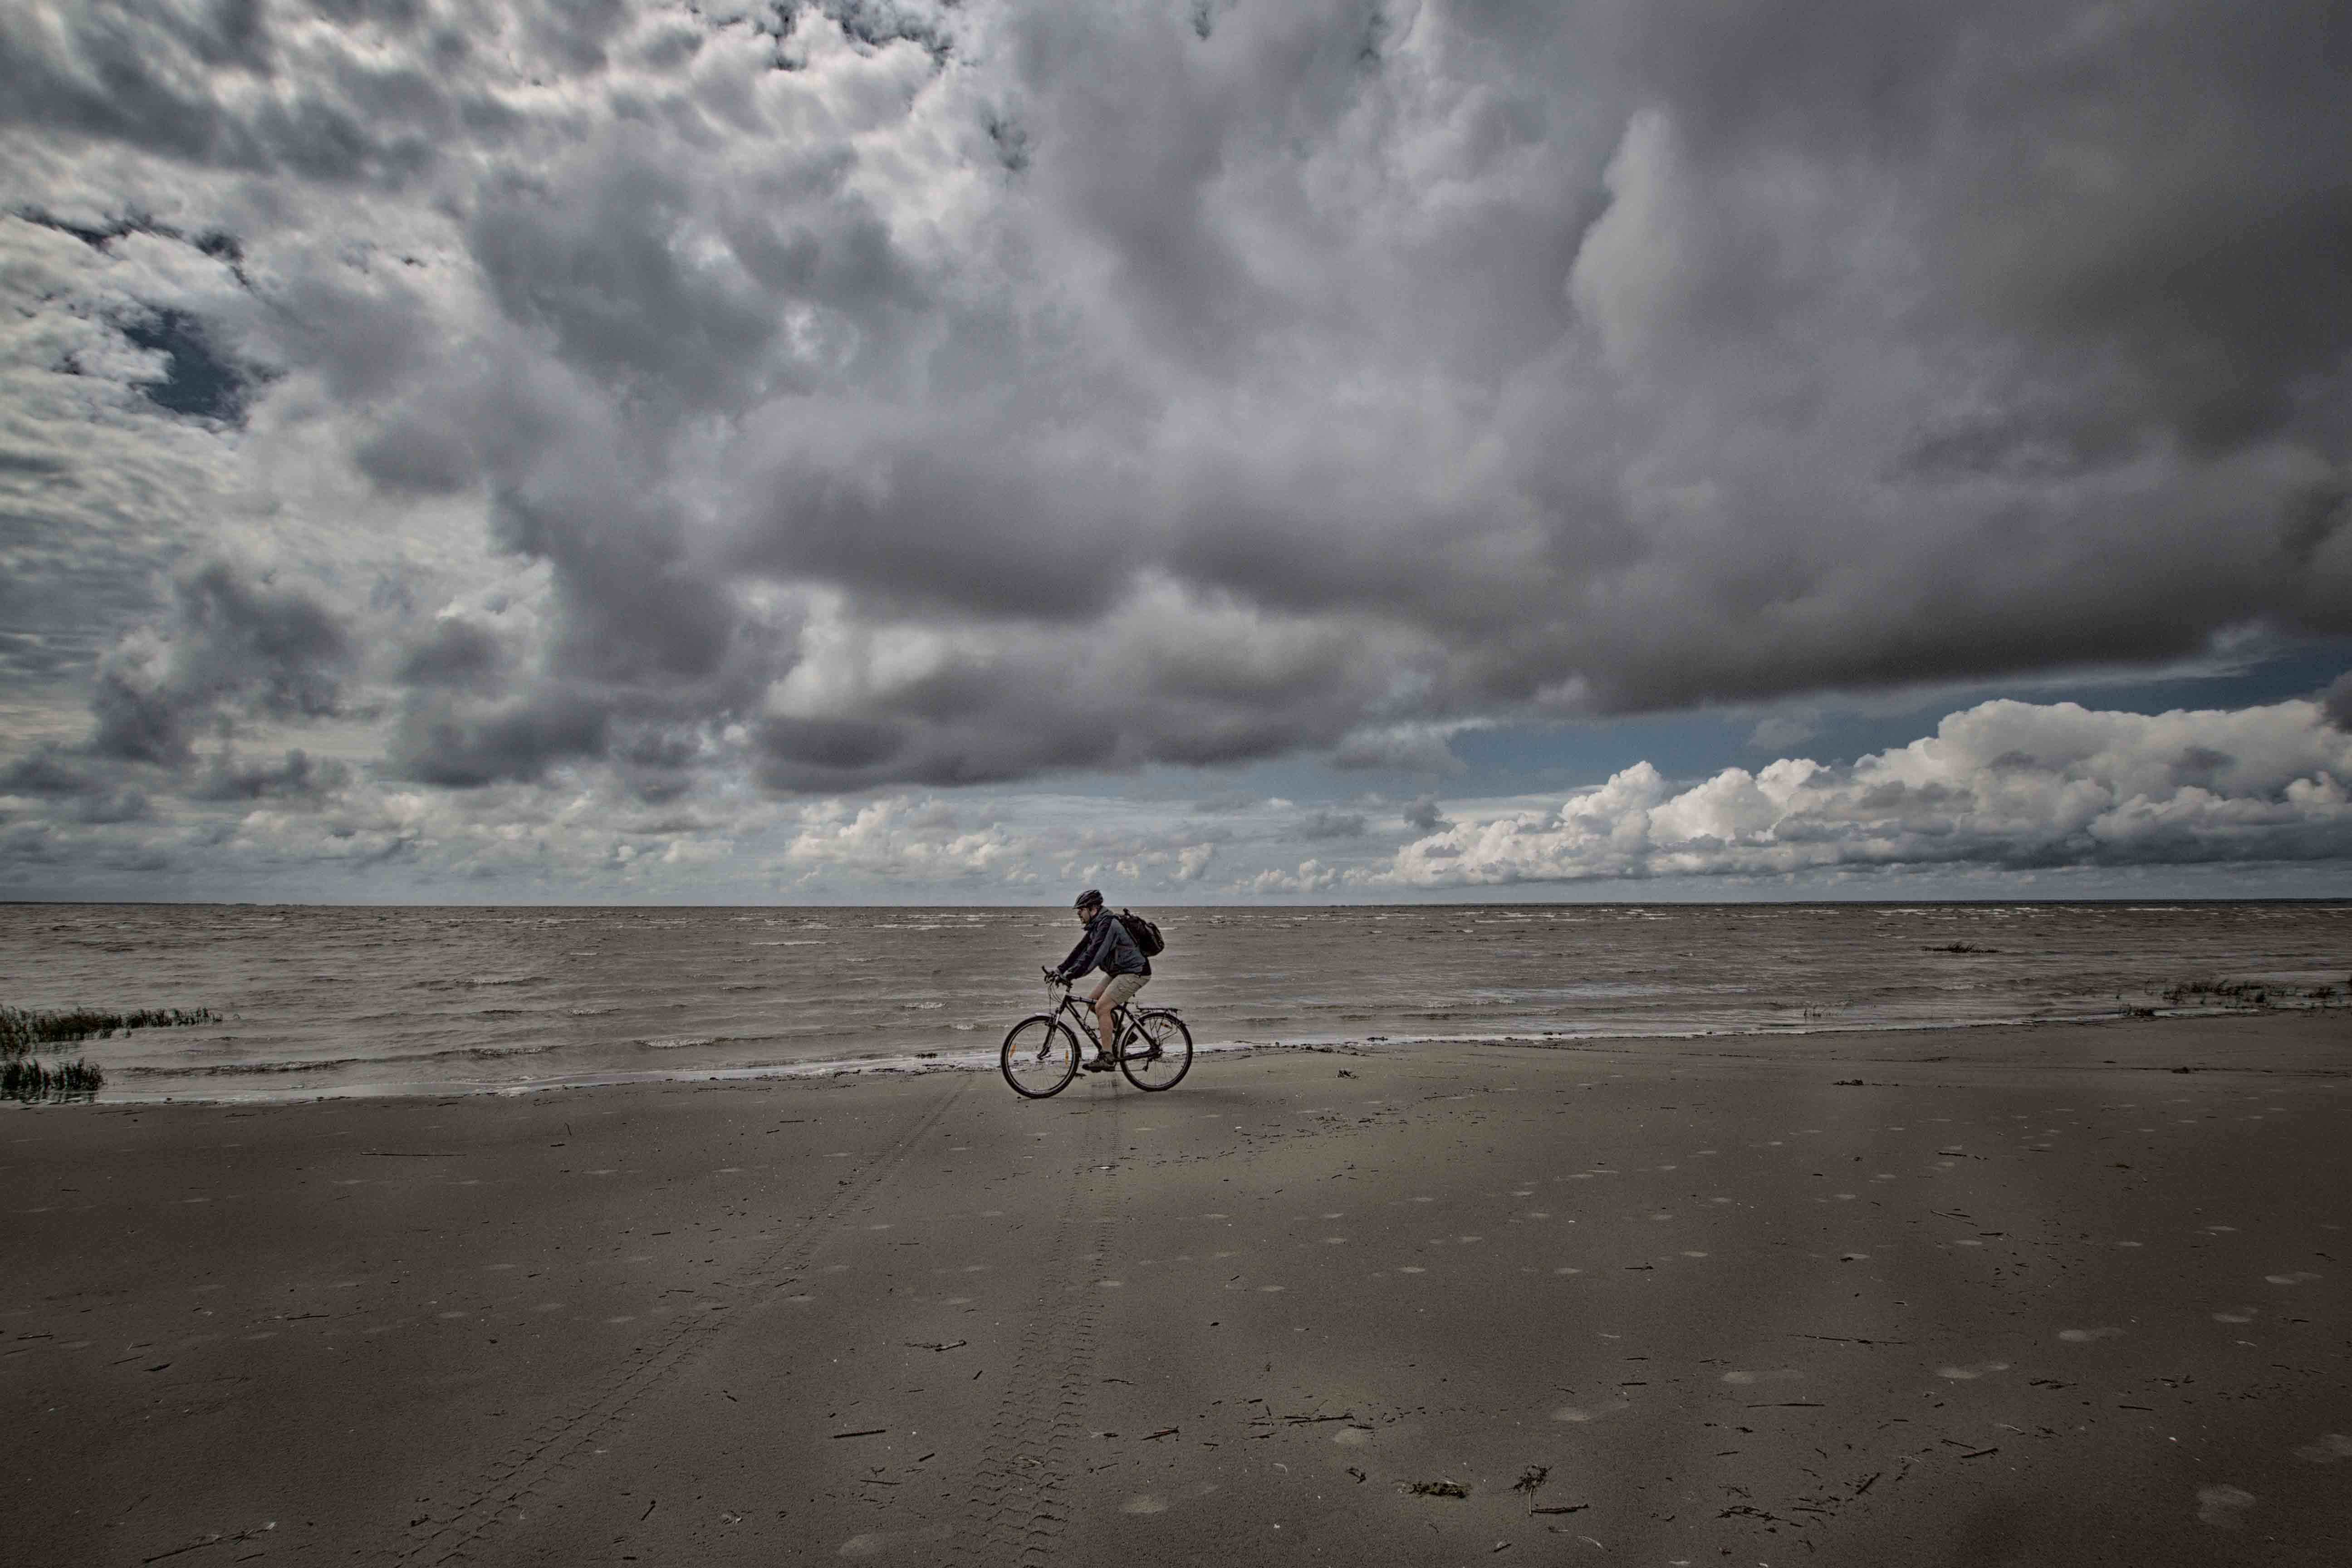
1000, 1016, 1078, 1098
1118, 1011, 1193, 1091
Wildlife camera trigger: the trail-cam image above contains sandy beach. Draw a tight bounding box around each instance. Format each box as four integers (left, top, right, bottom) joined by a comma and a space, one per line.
5, 1014, 2348, 1567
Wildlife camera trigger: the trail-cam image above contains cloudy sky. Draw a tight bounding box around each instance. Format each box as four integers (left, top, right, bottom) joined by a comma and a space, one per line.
3, 0, 2348, 904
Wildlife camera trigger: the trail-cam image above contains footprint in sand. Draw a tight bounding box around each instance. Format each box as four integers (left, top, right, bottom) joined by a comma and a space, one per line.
2212, 1309, 2255, 1323
2294, 1434, 2352, 1463
2057, 1327, 2123, 1343
2264, 1271, 2322, 1285
1936, 1361, 2011, 1380
1333, 1426, 1373, 1446
2195, 1485, 2254, 1529
1122, 1495, 1169, 1514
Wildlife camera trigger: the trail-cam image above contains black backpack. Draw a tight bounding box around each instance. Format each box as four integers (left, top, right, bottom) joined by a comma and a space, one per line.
1116, 908, 1165, 957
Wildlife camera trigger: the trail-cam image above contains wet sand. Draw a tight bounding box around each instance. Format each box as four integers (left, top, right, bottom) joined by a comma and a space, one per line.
5, 1014, 2348, 1566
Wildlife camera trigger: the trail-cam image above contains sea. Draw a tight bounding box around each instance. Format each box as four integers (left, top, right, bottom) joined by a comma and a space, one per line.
1, 902, 2345, 1103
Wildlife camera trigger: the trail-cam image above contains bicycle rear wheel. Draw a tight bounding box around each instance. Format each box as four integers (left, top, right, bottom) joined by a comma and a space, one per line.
1118, 1010, 1193, 1091
1000, 1016, 1080, 1098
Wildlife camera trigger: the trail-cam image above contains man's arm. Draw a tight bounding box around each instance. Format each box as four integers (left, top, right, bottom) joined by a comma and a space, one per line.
1054, 916, 1111, 982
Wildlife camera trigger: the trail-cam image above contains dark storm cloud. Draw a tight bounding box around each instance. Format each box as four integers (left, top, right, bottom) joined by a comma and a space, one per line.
84, 561, 353, 765
189, 747, 351, 803
395, 617, 509, 695
71, 787, 153, 824
2323, 674, 2352, 734
0, 749, 152, 828
387, 687, 609, 789
9, 0, 2351, 825
713, 0, 2352, 785
0, 750, 93, 798
746, 598, 1408, 791
1400, 795, 1449, 835
609, 723, 708, 804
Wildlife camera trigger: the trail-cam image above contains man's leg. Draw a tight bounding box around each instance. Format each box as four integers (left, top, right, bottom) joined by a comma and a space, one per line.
1088, 981, 1115, 1061
1095, 974, 1146, 1060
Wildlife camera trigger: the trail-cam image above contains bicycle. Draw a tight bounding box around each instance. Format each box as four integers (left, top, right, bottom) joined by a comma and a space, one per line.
1000, 975, 1194, 1098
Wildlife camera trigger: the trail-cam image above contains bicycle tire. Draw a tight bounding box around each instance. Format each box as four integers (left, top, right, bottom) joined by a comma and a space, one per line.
1000, 1015, 1080, 1098
1118, 1009, 1193, 1092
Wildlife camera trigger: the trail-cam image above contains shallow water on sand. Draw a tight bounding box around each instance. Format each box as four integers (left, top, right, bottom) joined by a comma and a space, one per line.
1, 902, 2343, 1101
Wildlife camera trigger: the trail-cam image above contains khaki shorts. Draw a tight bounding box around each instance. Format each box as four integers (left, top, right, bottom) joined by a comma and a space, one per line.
1098, 971, 1150, 1011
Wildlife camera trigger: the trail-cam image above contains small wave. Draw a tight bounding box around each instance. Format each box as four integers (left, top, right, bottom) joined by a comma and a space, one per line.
636, 1035, 719, 1051
121, 1040, 565, 1077
897, 1001, 946, 1011
747, 940, 825, 947
418, 973, 546, 990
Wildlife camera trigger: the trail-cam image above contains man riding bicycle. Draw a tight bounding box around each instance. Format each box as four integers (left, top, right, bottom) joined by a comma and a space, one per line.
1047, 888, 1151, 1073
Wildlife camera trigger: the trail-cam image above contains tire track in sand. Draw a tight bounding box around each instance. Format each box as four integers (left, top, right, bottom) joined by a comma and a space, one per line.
944, 1093, 1125, 1568
378, 1075, 969, 1568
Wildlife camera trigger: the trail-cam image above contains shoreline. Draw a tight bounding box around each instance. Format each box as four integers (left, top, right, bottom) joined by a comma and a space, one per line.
25, 1001, 2347, 1107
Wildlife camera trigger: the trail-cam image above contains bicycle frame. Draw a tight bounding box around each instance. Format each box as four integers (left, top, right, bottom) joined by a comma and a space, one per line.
1047, 984, 1147, 1050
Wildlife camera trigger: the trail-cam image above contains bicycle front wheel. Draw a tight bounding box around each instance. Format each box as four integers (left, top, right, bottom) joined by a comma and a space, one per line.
1119, 1010, 1193, 1092
1000, 1016, 1080, 1098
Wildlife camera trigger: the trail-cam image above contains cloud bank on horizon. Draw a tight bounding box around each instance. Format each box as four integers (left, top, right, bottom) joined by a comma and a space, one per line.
1, 0, 2348, 900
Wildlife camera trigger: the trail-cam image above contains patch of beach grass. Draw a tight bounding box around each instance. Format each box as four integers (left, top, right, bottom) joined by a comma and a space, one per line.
0, 1004, 209, 1104
1, 1056, 104, 1103
0, 1005, 213, 1057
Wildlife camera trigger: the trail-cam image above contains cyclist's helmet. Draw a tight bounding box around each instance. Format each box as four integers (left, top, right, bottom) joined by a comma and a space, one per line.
1073, 888, 1103, 910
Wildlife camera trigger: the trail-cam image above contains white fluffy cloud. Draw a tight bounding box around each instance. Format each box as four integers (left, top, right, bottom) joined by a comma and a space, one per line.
1245, 858, 1350, 896
1392, 698, 2352, 886
779, 795, 1029, 882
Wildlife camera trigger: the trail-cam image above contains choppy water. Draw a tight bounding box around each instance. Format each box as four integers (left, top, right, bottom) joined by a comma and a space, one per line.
1, 902, 2344, 1102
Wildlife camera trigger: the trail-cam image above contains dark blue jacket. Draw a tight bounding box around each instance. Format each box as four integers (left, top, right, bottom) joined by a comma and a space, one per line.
1054, 910, 1150, 981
